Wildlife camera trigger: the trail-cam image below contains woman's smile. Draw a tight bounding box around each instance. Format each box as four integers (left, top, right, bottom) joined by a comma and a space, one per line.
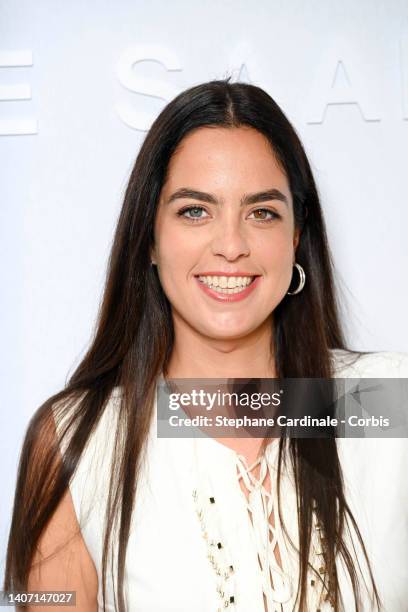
194, 273, 261, 302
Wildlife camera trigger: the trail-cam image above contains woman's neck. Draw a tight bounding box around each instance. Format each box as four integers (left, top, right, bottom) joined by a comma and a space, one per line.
166, 315, 276, 379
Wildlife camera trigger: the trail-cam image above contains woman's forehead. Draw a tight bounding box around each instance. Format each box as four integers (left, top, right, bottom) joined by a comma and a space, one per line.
162, 126, 290, 197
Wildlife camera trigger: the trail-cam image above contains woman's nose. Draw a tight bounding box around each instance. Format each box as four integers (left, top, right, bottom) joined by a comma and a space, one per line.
210, 220, 250, 261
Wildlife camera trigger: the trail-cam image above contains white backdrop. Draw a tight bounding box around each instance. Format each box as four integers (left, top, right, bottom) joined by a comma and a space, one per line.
1, 0, 407, 582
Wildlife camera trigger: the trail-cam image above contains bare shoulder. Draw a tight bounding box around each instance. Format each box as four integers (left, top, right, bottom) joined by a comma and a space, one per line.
7, 387, 128, 612
27, 487, 98, 612
13, 390, 101, 612
14, 386, 124, 612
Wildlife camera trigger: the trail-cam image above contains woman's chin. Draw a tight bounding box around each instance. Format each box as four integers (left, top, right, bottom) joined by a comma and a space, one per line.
199, 322, 261, 342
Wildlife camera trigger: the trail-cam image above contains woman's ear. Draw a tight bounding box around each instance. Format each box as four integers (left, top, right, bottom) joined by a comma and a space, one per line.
150, 245, 157, 266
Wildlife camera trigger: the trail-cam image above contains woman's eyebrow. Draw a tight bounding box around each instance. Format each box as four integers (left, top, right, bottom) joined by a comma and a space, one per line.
166, 187, 289, 207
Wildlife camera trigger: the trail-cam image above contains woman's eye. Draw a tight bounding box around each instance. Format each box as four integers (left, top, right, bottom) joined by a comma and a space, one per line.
177, 206, 209, 221
248, 208, 280, 222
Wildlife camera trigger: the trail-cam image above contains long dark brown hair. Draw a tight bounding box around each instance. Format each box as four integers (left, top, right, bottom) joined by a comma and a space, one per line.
4, 78, 382, 611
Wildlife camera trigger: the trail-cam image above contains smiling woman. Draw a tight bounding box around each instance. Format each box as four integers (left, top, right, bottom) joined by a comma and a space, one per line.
3, 79, 408, 612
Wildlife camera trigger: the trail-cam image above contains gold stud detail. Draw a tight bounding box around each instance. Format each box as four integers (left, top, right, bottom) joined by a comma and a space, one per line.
194, 486, 234, 609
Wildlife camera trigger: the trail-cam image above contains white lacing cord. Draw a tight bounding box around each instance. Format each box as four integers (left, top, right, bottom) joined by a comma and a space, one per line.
235, 452, 293, 610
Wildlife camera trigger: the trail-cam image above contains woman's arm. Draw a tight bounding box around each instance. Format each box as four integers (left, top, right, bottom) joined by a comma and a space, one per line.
24, 487, 98, 612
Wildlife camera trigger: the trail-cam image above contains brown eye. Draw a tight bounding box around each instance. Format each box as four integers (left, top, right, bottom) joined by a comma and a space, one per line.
248, 208, 280, 221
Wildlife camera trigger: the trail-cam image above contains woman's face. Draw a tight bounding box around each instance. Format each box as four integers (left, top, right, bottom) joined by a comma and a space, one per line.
152, 126, 300, 341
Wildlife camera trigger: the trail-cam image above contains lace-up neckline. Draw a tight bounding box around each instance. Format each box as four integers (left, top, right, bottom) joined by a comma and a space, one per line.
234, 447, 293, 610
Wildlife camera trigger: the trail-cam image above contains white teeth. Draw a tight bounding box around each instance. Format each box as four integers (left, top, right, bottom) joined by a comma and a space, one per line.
197, 275, 255, 293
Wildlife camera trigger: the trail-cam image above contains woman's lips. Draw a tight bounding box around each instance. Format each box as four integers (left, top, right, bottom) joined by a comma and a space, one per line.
194, 275, 261, 302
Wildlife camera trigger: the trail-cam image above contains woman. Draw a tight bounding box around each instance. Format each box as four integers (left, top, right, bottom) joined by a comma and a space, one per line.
4, 79, 408, 611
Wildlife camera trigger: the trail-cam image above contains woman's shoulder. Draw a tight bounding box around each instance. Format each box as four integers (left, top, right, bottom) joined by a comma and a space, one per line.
54, 388, 123, 528
329, 348, 408, 378
52, 386, 122, 454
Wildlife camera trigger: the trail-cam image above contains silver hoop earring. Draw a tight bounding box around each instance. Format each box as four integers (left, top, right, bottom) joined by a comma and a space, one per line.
287, 262, 306, 295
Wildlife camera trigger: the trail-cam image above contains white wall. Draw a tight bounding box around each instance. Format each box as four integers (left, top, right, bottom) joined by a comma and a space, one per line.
1, 0, 407, 580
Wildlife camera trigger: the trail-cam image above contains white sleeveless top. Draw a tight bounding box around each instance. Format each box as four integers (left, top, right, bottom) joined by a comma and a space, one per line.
65, 350, 408, 611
